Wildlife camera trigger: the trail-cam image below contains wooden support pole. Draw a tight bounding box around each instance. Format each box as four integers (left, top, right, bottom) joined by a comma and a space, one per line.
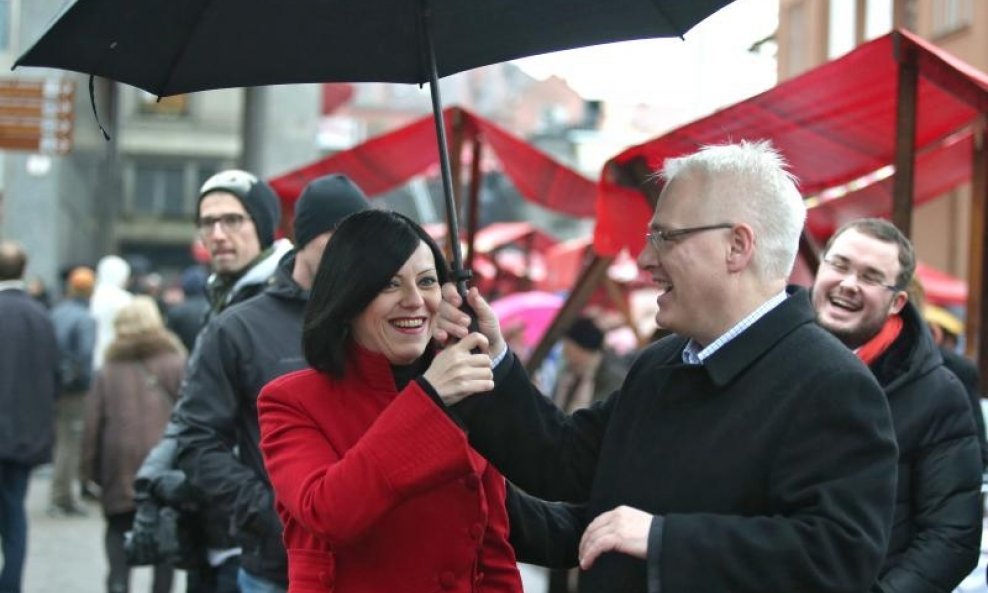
968, 121, 988, 380
526, 254, 613, 374
892, 33, 918, 238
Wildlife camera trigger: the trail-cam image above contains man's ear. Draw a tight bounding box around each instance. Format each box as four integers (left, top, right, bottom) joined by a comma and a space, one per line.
890, 291, 909, 315
726, 223, 755, 273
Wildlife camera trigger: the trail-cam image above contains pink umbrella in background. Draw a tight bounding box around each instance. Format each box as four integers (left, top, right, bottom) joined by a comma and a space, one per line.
490, 291, 565, 357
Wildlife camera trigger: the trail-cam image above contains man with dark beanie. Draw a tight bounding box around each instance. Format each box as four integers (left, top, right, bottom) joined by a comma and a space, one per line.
131, 169, 291, 593
196, 169, 292, 319
175, 174, 370, 593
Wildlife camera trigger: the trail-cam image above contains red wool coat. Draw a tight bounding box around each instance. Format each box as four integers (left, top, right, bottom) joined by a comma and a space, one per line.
258, 345, 522, 593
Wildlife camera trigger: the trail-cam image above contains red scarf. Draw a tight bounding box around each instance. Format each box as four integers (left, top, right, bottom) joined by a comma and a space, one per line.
855, 314, 904, 366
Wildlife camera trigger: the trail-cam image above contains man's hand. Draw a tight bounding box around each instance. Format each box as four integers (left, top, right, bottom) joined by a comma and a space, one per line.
435, 284, 505, 358
579, 505, 653, 569
422, 333, 494, 405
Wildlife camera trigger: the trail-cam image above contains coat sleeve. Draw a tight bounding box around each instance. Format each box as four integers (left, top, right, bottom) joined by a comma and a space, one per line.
657, 369, 898, 593
505, 484, 583, 568
874, 375, 982, 593
174, 319, 278, 538
257, 377, 474, 547
451, 350, 615, 502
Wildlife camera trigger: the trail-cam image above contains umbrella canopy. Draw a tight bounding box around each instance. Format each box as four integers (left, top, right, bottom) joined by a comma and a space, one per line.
16, 0, 738, 294
17, 0, 738, 96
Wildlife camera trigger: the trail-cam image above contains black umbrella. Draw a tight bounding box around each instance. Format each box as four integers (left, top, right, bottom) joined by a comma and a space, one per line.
15, 0, 738, 293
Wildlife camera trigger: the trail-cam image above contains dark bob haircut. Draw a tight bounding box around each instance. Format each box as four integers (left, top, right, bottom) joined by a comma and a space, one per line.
302, 209, 449, 377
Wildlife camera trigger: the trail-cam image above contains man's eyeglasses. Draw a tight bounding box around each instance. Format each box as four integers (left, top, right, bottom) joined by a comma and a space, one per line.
821, 257, 898, 291
645, 223, 734, 251
197, 213, 250, 236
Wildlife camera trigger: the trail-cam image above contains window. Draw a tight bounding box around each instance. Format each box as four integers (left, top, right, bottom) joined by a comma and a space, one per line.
931, 0, 972, 37
784, 1, 809, 77
134, 162, 186, 217
828, 0, 857, 59
0, 0, 10, 51
865, 0, 893, 40
137, 90, 190, 117
127, 159, 223, 219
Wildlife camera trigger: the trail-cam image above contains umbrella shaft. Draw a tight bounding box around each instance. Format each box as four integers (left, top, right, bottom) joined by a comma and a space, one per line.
421, 6, 468, 296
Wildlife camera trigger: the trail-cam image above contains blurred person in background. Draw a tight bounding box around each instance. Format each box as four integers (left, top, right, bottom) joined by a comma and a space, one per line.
907, 279, 987, 473
81, 296, 185, 593
551, 316, 624, 414
175, 174, 370, 593
166, 265, 210, 353
0, 241, 59, 593
48, 266, 98, 517
91, 255, 134, 370
812, 218, 981, 591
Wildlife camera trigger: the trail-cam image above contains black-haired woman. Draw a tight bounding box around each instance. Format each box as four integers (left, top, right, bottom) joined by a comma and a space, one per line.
257, 210, 523, 593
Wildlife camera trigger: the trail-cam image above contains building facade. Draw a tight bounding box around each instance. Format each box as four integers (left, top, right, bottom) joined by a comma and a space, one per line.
777, 0, 987, 279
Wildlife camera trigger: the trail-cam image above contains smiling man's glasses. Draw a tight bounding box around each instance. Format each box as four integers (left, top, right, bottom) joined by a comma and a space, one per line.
645, 223, 734, 251
821, 257, 899, 291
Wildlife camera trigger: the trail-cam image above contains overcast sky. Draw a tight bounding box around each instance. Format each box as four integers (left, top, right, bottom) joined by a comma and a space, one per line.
511, 0, 779, 115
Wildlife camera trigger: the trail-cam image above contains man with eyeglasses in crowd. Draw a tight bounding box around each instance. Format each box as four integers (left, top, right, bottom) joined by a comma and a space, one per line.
812, 217, 982, 592
196, 169, 293, 319
439, 141, 899, 593
130, 170, 289, 593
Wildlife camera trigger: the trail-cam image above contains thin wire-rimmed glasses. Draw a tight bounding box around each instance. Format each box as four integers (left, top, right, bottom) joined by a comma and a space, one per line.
821, 257, 899, 292
645, 223, 734, 251
197, 213, 251, 236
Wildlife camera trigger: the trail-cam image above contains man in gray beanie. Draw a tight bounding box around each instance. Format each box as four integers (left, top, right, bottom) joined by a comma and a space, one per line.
175, 174, 370, 593
196, 169, 292, 319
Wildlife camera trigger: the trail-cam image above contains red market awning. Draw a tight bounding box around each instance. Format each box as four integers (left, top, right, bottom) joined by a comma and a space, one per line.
595, 28, 988, 257
269, 106, 597, 226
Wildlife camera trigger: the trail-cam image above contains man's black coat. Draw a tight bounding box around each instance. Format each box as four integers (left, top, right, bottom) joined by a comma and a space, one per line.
455, 289, 899, 593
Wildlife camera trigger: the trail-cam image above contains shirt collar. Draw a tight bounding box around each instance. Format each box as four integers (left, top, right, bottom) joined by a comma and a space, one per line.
682, 290, 788, 365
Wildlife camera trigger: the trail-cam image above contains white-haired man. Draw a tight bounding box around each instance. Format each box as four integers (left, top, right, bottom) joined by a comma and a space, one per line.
439, 141, 899, 593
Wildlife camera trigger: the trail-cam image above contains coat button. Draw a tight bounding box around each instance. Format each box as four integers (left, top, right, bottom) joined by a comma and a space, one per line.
439, 571, 457, 588
463, 474, 480, 490
318, 570, 333, 587
469, 523, 484, 540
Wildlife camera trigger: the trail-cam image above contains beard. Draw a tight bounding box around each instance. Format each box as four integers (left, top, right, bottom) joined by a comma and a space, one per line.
816, 299, 896, 350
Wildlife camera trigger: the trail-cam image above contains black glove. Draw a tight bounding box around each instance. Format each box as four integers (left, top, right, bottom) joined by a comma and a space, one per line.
151, 470, 197, 508
125, 500, 161, 566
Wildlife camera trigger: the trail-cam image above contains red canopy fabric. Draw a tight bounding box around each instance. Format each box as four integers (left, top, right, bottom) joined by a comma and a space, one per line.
269, 106, 597, 227
806, 131, 972, 240
595, 29, 988, 257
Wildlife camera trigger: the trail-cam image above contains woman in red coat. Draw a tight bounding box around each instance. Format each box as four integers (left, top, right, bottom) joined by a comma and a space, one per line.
258, 210, 523, 593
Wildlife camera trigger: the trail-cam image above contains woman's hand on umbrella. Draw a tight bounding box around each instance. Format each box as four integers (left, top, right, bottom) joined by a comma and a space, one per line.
423, 332, 494, 405
435, 284, 506, 359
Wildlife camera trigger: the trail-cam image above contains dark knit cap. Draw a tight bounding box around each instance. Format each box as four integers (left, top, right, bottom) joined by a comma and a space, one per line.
565, 316, 604, 351
198, 169, 281, 249
293, 174, 371, 247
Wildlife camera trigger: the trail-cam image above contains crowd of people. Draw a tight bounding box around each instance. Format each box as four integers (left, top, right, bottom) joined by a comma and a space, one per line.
0, 140, 985, 593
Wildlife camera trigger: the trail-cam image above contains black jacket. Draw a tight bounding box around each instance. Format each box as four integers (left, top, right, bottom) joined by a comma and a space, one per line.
0, 286, 59, 466
175, 252, 308, 585
455, 288, 898, 593
869, 302, 982, 593
938, 345, 988, 470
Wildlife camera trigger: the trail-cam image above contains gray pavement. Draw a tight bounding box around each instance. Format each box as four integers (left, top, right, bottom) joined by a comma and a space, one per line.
19, 467, 186, 593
